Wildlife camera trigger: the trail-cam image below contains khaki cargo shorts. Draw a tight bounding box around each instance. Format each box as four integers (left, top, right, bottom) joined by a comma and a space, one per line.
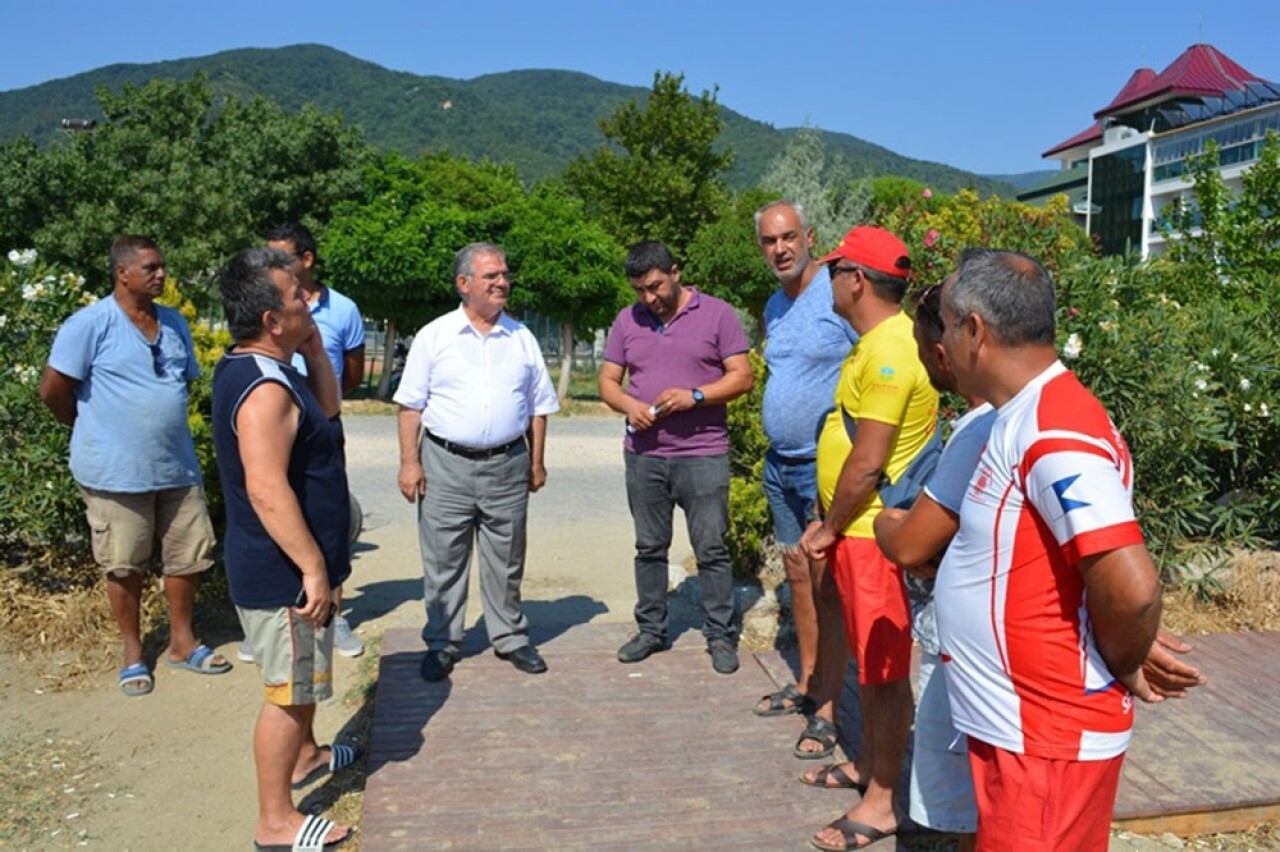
79, 485, 215, 576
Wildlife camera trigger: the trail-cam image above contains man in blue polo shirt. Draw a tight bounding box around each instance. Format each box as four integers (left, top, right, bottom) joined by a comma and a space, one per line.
753, 201, 860, 763
599, 240, 754, 674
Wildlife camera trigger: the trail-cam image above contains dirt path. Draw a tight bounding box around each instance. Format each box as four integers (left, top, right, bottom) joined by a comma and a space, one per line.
0, 413, 683, 850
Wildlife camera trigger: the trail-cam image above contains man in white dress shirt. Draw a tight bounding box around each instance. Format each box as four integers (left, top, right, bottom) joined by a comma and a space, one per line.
395, 242, 560, 680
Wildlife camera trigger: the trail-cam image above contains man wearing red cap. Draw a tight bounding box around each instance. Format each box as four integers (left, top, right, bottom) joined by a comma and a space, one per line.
799, 226, 938, 850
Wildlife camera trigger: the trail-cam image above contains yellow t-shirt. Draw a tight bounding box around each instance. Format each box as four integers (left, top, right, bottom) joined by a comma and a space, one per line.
816, 311, 939, 538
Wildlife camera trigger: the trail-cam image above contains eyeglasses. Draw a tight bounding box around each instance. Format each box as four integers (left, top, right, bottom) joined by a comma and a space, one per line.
148, 327, 166, 378
828, 262, 862, 280
913, 283, 945, 335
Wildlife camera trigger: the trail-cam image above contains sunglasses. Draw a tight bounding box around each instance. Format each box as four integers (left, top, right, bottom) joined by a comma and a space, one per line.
913, 283, 945, 335
148, 326, 166, 378
827, 262, 862, 280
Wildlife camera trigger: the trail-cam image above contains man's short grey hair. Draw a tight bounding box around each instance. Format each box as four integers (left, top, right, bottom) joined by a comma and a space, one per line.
453, 242, 506, 280
945, 249, 1056, 347
218, 247, 295, 341
753, 200, 809, 236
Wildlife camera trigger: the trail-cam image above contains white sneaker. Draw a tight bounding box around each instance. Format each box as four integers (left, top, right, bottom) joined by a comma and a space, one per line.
237, 640, 256, 663
333, 616, 365, 658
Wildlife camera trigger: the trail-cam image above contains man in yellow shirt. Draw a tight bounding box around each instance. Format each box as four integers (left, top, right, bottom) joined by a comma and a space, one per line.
799, 226, 938, 851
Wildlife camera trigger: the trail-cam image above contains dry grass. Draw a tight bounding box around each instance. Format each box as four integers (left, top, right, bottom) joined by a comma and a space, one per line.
0, 553, 239, 691
1162, 550, 1280, 634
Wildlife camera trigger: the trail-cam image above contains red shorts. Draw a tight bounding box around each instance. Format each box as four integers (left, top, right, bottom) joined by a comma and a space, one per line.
968, 738, 1125, 851
829, 535, 911, 685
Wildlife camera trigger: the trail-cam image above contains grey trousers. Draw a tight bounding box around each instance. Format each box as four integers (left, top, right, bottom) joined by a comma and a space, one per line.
418, 436, 531, 656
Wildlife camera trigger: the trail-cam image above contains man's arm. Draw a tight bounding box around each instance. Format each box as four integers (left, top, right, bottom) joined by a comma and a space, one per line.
873, 496, 960, 575
1143, 627, 1207, 699
341, 346, 365, 396
397, 406, 425, 503
38, 367, 80, 427
651, 352, 754, 414
1079, 544, 1162, 700
598, 361, 658, 431
527, 414, 547, 492
800, 418, 897, 558
297, 329, 341, 418
237, 382, 331, 626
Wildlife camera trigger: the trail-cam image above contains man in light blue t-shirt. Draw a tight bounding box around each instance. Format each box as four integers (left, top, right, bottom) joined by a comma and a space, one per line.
39, 235, 229, 698
263, 222, 367, 660
752, 201, 860, 763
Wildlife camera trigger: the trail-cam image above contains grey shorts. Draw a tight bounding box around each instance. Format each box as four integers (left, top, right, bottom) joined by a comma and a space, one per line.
237, 605, 334, 707
909, 650, 978, 833
79, 485, 215, 576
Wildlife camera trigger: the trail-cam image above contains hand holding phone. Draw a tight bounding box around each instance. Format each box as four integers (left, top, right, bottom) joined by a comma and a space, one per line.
295, 586, 336, 628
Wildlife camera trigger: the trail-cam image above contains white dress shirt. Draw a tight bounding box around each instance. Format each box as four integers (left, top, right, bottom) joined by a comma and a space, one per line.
393, 306, 559, 448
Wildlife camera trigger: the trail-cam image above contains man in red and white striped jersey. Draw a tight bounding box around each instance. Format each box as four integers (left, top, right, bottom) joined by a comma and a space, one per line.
934, 249, 1162, 850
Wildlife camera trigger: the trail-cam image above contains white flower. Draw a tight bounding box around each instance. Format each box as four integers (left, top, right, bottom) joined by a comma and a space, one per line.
1098, 320, 1117, 333
1244, 403, 1253, 413
0, 314, 6, 329
1062, 333, 1083, 360
7, 248, 37, 267
1261, 403, 1270, 418
22, 283, 41, 301
1211, 348, 1220, 357
1231, 353, 1240, 363
1240, 378, 1251, 391
1195, 379, 1208, 391
1194, 362, 1210, 373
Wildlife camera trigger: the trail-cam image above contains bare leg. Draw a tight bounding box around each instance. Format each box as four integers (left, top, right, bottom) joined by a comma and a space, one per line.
253, 702, 348, 847
797, 556, 850, 754
163, 573, 199, 660
783, 547, 817, 695
812, 678, 912, 848
105, 571, 145, 668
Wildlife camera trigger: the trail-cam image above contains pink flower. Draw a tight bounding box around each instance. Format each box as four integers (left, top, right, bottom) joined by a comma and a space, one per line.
1067, 307, 1080, 319
923, 188, 933, 199
924, 229, 939, 248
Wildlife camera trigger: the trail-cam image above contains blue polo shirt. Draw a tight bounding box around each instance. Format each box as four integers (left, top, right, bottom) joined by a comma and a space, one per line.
290, 285, 365, 386
762, 267, 859, 459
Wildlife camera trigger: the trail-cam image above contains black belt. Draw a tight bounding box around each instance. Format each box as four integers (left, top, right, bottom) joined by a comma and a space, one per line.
774, 454, 815, 466
424, 429, 523, 460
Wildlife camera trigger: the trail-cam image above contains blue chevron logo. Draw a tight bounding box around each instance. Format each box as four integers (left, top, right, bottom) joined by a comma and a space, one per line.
1052, 474, 1091, 513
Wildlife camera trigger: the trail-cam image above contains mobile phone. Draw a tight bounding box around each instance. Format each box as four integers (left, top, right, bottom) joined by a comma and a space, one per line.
294, 589, 337, 628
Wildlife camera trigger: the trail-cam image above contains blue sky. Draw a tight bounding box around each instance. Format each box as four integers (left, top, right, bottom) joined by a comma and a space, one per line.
2, 0, 1275, 176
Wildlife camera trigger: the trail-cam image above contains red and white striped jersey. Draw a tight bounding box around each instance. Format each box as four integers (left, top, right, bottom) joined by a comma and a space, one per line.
935, 361, 1145, 761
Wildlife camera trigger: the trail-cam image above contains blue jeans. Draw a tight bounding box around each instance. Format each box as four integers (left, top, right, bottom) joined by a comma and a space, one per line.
762, 449, 818, 547
623, 452, 734, 644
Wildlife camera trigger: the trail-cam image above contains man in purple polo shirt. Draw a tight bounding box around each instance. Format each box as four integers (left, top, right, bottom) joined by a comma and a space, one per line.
599, 241, 754, 674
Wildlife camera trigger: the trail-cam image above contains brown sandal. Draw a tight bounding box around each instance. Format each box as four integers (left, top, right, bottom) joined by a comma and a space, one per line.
798, 762, 867, 793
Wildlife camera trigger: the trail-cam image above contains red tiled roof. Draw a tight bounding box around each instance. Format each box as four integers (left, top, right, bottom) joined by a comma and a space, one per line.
1043, 68, 1156, 157
1095, 44, 1264, 117
1043, 122, 1102, 158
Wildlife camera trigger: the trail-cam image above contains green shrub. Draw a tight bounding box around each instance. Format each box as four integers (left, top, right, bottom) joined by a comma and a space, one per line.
0, 251, 93, 555
726, 350, 771, 578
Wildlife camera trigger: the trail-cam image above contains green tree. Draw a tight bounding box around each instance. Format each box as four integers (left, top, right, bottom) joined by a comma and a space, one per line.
683, 186, 779, 330
323, 151, 525, 396
0, 75, 368, 301
504, 182, 628, 401
565, 71, 733, 257
760, 126, 869, 252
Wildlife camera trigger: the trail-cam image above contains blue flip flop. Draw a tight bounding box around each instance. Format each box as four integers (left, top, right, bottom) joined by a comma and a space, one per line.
119, 662, 154, 697
165, 643, 232, 675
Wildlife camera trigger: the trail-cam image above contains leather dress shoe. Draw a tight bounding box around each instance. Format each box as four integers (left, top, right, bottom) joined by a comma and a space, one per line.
419, 649, 456, 682
617, 632, 666, 663
496, 644, 547, 674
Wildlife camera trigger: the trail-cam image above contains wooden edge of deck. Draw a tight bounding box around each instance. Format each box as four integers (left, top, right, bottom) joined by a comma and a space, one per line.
1114, 802, 1280, 836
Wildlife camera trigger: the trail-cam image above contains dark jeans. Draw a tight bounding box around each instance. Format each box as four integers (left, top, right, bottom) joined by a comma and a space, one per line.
623, 452, 734, 644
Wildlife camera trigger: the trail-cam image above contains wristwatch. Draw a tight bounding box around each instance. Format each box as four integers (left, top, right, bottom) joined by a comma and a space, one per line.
691, 388, 705, 407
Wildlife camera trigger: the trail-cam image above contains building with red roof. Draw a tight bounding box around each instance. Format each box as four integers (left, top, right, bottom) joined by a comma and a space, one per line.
1020, 44, 1280, 257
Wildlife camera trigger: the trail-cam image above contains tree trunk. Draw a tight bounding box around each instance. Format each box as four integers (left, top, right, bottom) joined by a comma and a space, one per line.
377, 319, 398, 400
556, 320, 575, 403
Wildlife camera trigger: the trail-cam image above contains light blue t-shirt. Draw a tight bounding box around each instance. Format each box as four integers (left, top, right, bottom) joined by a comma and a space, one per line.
290, 285, 365, 387
912, 403, 996, 655
922, 403, 997, 513
47, 296, 202, 492
762, 266, 859, 458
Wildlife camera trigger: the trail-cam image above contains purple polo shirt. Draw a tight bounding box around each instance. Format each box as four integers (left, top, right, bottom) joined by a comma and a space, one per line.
602, 288, 750, 458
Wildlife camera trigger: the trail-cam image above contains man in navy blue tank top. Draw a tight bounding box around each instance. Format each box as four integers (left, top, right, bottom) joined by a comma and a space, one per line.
212, 247, 354, 850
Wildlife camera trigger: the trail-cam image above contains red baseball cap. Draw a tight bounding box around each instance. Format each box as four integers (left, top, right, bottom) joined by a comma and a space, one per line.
818, 226, 912, 279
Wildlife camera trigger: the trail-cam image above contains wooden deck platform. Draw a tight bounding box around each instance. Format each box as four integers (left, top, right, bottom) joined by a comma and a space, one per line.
361, 624, 1280, 849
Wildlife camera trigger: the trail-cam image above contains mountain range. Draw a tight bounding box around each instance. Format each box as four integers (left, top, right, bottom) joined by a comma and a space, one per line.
0, 44, 1049, 195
